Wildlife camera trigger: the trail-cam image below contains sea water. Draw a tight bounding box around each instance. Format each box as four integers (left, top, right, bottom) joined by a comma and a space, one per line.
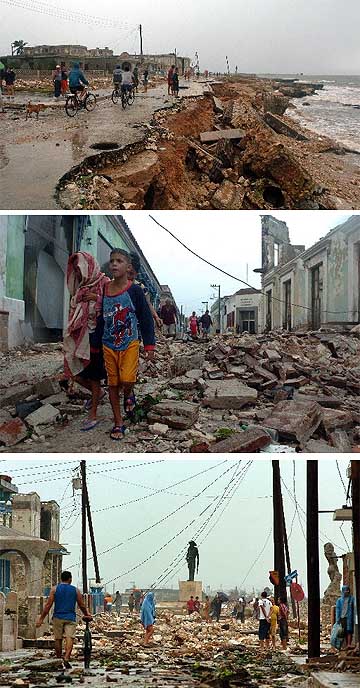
260, 74, 360, 153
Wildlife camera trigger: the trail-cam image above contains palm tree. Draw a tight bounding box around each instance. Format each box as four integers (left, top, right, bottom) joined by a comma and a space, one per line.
11, 40, 28, 55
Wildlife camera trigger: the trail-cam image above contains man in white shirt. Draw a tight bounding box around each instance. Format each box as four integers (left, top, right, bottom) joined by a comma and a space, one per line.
121, 65, 134, 95
258, 590, 272, 648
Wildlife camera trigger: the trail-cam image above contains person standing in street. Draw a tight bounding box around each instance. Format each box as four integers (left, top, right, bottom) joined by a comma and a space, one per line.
336, 585, 355, 648
210, 593, 222, 622
114, 591, 122, 617
203, 595, 211, 622
4, 66, 15, 100
60, 62, 68, 96
258, 591, 272, 649
35, 571, 92, 669
194, 596, 201, 613
172, 67, 179, 96
269, 596, 279, 649
160, 299, 177, 338
189, 312, 199, 338
186, 595, 195, 615
278, 595, 289, 650
140, 592, 156, 645
128, 592, 135, 613
53, 64, 62, 99
167, 65, 175, 95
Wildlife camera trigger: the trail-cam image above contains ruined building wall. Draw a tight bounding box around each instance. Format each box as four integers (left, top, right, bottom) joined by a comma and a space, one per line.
326, 229, 351, 323
12, 493, 41, 537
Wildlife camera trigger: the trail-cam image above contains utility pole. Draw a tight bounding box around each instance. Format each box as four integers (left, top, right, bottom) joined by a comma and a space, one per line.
307, 460, 320, 659
272, 460, 286, 602
80, 460, 88, 594
180, 305, 183, 335
85, 481, 101, 584
211, 284, 221, 333
351, 461, 360, 644
174, 48, 177, 67
225, 55, 230, 76
139, 24, 143, 62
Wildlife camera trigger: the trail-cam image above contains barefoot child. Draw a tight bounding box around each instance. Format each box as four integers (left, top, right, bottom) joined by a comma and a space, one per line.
102, 248, 155, 440
64, 252, 109, 431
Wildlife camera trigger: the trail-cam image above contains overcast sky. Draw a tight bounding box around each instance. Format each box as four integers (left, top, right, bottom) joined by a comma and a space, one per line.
1, 0, 360, 74
124, 211, 352, 315
0, 458, 352, 596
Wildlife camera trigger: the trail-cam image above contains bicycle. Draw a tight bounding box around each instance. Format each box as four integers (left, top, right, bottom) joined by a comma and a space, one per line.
83, 617, 92, 669
111, 85, 135, 109
65, 88, 97, 118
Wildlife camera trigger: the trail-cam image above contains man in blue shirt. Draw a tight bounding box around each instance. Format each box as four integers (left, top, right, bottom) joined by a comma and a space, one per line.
68, 62, 89, 102
36, 571, 92, 668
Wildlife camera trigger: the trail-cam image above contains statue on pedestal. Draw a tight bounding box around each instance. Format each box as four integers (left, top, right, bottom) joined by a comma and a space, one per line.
323, 542, 342, 606
186, 541, 199, 581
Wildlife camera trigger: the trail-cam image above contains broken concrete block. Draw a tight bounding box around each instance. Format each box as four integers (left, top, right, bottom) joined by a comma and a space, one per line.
41, 392, 67, 406
148, 423, 169, 436
170, 375, 197, 391
209, 428, 271, 453
321, 408, 353, 434
0, 383, 34, 409
147, 401, 199, 430
0, 417, 28, 447
25, 404, 59, 427
264, 112, 308, 140
170, 353, 205, 377
200, 128, 245, 144
304, 440, 338, 453
203, 379, 258, 409
32, 378, 61, 399
329, 430, 352, 453
263, 400, 323, 444
185, 369, 204, 380
210, 180, 245, 210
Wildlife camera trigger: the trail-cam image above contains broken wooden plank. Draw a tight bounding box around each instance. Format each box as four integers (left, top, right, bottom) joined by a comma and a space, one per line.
199, 128, 245, 144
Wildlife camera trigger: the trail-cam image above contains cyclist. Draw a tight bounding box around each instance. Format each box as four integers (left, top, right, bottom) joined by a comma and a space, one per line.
68, 62, 89, 103
113, 64, 122, 93
120, 64, 135, 98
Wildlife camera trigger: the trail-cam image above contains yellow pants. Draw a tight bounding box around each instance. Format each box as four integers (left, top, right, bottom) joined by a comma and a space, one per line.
103, 341, 140, 386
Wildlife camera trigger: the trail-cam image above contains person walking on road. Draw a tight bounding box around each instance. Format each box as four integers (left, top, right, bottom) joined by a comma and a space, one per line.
128, 592, 135, 613
172, 67, 179, 97
140, 591, 156, 645
200, 310, 212, 338
189, 312, 199, 338
167, 65, 175, 95
187, 596, 195, 615
35, 570, 92, 669
210, 593, 222, 622
53, 65, 62, 99
278, 595, 289, 650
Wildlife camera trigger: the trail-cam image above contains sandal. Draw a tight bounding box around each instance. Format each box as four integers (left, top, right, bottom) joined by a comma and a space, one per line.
84, 389, 106, 412
124, 392, 136, 416
81, 419, 99, 432
110, 425, 127, 441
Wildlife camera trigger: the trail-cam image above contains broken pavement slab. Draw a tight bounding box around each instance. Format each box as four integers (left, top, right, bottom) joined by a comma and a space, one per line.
263, 400, 323, 444
199, 128, 246, 144
147, 401, 199, 430
264, 112, 308, 141
202, 379, 258, 409
209, 428, 271, 453
0, 417, 28, 447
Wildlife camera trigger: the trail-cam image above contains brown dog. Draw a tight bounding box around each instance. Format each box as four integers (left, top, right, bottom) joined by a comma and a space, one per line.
26, 102, 47, 120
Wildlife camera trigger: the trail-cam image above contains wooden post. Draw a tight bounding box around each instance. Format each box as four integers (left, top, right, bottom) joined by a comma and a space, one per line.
80, 461, 88, 594
307, 460, 320, 659
272, 460, 286, 602
351, 461, 360, 644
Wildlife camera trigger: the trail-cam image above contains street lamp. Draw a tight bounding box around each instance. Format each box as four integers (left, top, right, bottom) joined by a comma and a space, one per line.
210, 284, 221, 333
201, 301, 208, 313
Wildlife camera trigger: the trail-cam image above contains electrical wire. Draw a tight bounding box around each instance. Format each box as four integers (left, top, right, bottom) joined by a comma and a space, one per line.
0, 0, 133, 30
240, 527, 272, 587
148, 215, 357, 316
336, 460, 347, 499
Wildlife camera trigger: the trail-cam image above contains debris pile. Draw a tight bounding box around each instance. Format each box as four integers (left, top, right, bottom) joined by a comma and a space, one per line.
56, 76, 360, 211
1, 329, 360, 453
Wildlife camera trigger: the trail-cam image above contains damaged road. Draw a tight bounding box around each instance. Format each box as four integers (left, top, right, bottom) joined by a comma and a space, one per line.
2, 328, 360, 454
0, 79, 205, 210
57, 76, 360, 211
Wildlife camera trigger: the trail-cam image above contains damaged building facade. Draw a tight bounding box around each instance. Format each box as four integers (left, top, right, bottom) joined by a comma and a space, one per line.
0, 474, 68, 598
259, 214, 360, 332
0, 215, 164, 350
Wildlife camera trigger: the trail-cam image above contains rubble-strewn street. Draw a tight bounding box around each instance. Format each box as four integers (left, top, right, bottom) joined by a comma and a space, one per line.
0, 608, 310, 688
2, 329, 360, 453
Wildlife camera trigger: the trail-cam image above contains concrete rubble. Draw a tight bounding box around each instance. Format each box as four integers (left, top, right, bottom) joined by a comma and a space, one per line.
1, 328, 360, 453
56, 77, 360, 211
0, 608, 310, 688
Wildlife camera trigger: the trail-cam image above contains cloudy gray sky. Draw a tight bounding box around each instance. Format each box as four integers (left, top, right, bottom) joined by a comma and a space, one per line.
125, 210, 351, 315
0, 458, 352, 596
1, 0, 360, 74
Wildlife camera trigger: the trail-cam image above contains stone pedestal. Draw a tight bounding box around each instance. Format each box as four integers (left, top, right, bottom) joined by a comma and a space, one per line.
178, 580, 203, 602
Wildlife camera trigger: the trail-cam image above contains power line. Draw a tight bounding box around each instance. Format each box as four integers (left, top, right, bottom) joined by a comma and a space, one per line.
240, 527, 272, 587
0, 0, 133, 30
148, 214, 357, 316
